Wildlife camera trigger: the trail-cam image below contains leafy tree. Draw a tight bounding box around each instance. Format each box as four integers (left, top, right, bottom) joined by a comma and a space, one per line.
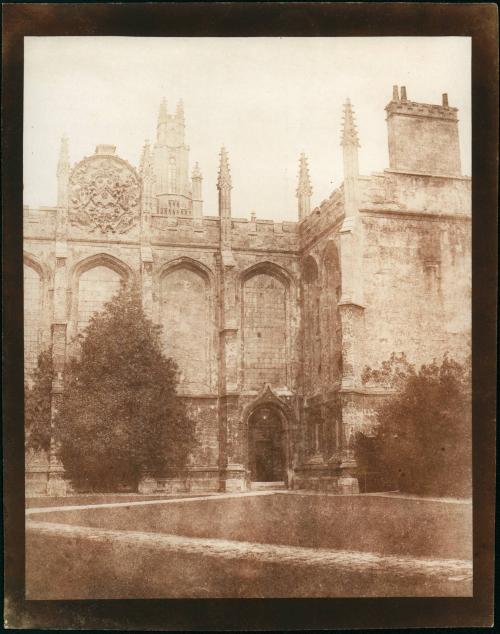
25, 348, 54, 452
54, 282, 196, 492
355, 353, 471, 498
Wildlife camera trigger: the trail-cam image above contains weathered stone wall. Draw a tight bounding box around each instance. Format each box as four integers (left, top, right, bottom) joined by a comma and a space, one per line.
24, 89, 471, 495
300, 238, 343, 401
184, 396, 219, 468
361, 210, 471, 372
298, 195, 344, 471
23, 202, 303, 494
361, 171, 471, 216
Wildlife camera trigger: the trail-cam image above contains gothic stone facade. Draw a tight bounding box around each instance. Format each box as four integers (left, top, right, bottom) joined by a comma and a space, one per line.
24, 87, 471, 496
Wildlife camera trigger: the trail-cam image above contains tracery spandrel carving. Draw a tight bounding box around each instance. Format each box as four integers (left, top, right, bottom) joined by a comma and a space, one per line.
69, 156, 141, 234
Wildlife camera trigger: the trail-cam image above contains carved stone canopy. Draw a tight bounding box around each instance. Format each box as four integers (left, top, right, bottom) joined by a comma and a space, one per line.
69, 154, 141, 234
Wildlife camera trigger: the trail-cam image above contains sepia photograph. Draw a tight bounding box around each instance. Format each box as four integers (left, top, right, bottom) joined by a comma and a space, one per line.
3, 2, 497, 628
20, 34, 475, 601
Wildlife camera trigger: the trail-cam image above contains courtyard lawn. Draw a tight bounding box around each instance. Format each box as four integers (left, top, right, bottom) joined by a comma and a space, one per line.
26, 492, 472, 599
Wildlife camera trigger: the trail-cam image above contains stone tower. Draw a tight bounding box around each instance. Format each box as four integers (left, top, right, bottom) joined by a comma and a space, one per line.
152, 98, 202, 216
386, 85, 462, 176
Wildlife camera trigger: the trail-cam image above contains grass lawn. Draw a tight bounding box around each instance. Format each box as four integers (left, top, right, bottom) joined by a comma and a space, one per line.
26, 492, 472, 599
26, 529, 471, 599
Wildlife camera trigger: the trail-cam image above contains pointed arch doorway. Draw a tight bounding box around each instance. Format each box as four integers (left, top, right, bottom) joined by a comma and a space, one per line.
248, 405, 287, 483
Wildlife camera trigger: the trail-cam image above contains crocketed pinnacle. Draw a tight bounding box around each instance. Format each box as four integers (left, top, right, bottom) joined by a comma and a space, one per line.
192, 161, 202, 179
176, 99, 185, 122
139, 139, 153, 175
341, 98, 360, 147
158, 97, 168, 124
57, 134, 70, 175
296, 152, 313, 197
217, 146, 232, 190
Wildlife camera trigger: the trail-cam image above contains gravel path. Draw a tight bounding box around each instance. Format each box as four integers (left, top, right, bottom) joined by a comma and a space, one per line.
26, 490, 275, 515
27, 520, 472, 581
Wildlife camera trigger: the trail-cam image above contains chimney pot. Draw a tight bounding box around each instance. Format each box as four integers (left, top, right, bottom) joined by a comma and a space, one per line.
400, 86, 407, 101
442, 93, 449, 107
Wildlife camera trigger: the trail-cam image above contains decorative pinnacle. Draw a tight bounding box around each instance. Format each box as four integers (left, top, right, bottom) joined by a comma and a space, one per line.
341, 98, 360, 147
158, 97, 168, 124
296, 152, 312, 197
139, 139, 153, 174
57, 134, 70, 175
192, 161, 202, 179
217, 146, 232, 190
176, 99, 185, 121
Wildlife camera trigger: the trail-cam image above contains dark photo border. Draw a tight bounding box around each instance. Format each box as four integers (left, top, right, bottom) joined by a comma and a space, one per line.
3, 3, 497, 630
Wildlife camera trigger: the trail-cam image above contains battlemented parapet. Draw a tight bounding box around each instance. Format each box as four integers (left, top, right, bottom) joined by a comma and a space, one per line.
148, 215, 300, 251
299, 187, 344, 250
24, 206, 58, 239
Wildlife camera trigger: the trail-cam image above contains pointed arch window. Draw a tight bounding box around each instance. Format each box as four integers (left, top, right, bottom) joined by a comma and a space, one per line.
24, 263, 43, 376
243, 272, 287, 389
160, 265, 210, 390
77, 265, 122, 332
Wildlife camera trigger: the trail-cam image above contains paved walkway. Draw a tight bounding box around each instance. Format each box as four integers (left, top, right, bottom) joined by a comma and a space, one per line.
27, 520, 472, 581
26, 490, 275, 515
363, 492, 472, 504
26, 489, 472, 515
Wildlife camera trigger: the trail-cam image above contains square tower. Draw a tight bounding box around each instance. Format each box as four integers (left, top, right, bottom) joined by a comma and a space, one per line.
386, 86, 462, 176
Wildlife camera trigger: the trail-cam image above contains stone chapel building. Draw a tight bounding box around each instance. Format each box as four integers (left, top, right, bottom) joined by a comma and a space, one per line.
24, 87, 471, 496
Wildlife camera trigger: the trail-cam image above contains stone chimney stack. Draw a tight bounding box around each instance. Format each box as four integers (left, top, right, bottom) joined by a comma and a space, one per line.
296, 153, 313, 221
57, 135, 70, 209
341, 98, 360, 218
385, 86, 461, 176
191, 162, 203, 217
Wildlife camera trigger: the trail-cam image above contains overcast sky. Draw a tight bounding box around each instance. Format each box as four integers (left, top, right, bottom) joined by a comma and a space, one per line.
24, 37, 471, 221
